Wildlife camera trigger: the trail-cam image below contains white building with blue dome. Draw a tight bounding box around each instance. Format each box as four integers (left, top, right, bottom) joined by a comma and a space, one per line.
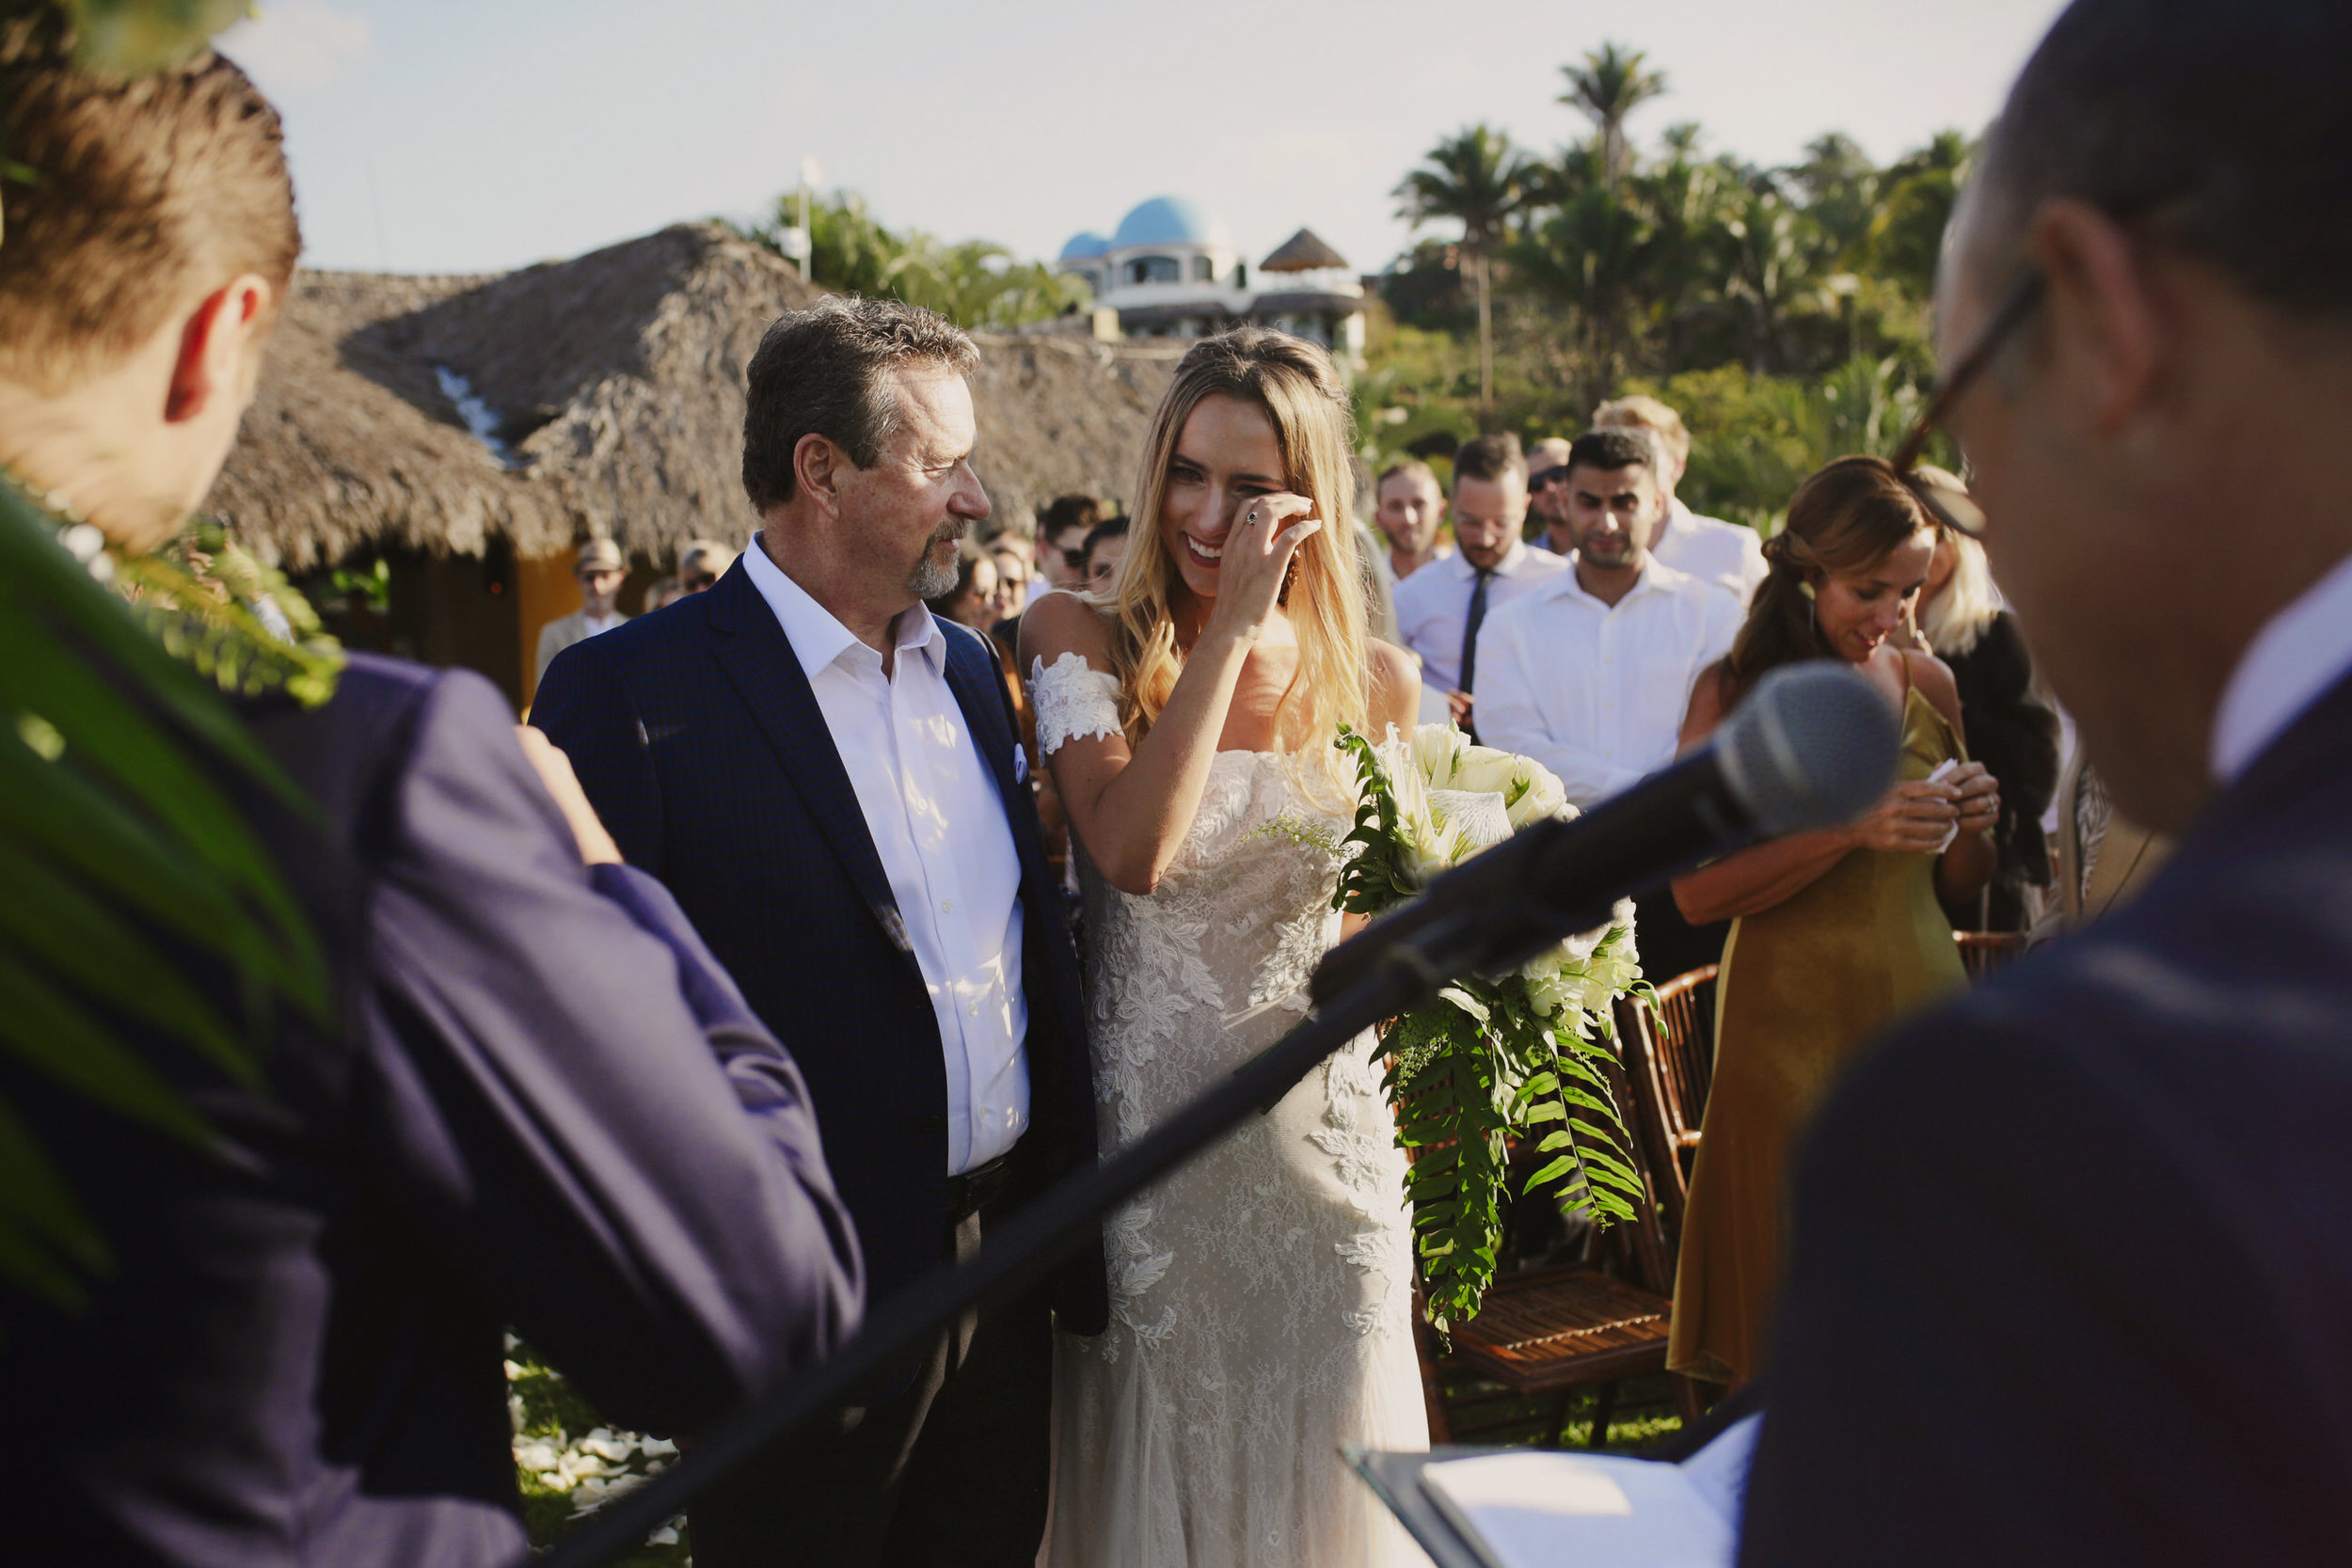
1057, 196, 1366, 363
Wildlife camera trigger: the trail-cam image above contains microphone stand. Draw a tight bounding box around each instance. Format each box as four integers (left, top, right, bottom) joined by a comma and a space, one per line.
543, 810, 1736, 1568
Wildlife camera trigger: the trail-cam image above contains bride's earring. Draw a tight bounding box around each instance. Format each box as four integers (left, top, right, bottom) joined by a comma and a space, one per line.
1278, 554, 1301, 607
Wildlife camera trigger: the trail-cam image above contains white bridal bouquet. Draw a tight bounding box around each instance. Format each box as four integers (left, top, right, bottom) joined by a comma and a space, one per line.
1332, 723, 1646, 1330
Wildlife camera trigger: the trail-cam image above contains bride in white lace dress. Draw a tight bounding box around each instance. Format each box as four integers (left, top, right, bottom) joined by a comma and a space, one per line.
1021, 329, 1429, 1568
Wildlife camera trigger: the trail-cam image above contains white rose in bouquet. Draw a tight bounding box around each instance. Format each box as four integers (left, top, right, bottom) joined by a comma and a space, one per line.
1445, 745, 1525, 799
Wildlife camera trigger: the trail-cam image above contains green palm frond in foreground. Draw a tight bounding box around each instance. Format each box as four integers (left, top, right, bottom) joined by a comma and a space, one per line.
0, 480, 331, 1311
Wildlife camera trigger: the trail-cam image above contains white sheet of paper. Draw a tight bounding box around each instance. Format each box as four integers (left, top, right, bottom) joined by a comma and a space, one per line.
1927, 757, 1960, 852
1420, 1447, 1737, 1568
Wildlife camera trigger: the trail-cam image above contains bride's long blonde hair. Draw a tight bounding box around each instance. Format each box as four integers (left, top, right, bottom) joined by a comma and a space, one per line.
1104, 328, 1368, 772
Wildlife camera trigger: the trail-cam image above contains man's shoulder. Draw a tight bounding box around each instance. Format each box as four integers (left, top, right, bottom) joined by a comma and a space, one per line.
1388, 557, 1458, 615
1821, 832, 2352, 1182
1513, 546, 1571, 580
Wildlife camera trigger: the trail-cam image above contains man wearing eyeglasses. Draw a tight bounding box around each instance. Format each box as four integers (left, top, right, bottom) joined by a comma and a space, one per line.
1740, 2, 2352, 1564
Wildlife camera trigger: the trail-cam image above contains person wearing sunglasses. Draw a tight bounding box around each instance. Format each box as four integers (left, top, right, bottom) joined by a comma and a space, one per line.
1524, 435, 1575, 553
1740, 2, 2352, 1563
1036, 493, 1105, 594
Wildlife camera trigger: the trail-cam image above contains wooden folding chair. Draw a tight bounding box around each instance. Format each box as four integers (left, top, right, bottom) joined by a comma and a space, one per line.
1417, 1030, 1708, 1447
1612, 965, 1718, 1237
1954, 929, 2027, 983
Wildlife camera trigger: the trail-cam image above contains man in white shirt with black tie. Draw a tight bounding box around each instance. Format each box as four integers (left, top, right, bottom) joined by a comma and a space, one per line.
1594, 394, 1769, 603
1390, 433, 1567, 736
1475, 426, 1743, 976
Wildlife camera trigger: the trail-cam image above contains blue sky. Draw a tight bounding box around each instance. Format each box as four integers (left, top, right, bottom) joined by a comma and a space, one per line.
220, 0, 2071, 278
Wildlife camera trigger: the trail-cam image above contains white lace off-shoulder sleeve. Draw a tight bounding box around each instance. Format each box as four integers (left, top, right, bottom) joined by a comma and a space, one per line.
1029, 650, 1123, 756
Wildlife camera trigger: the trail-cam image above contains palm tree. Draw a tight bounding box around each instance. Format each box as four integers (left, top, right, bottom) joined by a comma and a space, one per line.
1394, 125, 1526, 421
1559, 42, 1669, 188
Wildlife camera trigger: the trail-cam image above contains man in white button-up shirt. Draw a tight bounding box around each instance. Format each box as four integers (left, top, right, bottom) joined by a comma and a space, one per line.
1594, 394, 1769, 602
1475, 427, 1742, 975
1390, 433, 1568, 734
532, 297, 1104, 1568
739, 542, 1031, 1176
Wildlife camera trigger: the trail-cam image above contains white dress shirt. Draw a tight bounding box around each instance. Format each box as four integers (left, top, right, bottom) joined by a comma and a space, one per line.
581, 610, 623, 637
1390, 538, 1570, 694
742, 536, 1029, 1175
1473, 556, 1744, 807
1650, 499, 1769, 604
2211, 547, 2352, 784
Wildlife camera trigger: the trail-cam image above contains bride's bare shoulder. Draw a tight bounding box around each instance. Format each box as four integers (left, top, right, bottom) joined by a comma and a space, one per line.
1019, 591, 1118, 670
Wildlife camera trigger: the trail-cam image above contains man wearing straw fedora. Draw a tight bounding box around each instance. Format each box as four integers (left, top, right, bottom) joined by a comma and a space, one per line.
535, 536, 632, 683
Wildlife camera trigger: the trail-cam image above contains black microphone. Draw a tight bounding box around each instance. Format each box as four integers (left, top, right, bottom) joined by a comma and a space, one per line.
1310, 661, 1901, 1006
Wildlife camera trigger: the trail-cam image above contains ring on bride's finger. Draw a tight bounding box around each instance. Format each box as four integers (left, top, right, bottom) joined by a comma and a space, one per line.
1248, 510, 1259, 525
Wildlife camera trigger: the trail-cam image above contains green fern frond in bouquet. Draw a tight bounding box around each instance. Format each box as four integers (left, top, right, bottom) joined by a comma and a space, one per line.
1333, 722, 1646, 1333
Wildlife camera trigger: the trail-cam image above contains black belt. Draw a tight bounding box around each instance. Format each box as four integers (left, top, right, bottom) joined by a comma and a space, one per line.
945, 1152, 1014, 1224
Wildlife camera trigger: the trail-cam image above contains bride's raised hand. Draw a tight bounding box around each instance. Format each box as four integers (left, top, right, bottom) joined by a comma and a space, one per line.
1201, 492, 1322, 643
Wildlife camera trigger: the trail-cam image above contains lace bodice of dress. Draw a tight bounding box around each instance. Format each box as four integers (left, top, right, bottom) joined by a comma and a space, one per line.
1028, 648, 1357, 1144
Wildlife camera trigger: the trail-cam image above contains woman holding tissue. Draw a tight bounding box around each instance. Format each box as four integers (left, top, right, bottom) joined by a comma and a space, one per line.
1665, 456, 1998, 1388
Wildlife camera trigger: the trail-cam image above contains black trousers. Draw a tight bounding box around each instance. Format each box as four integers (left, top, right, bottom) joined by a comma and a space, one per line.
689, 1177, 1054, 1568
1633, 885, 1728, 988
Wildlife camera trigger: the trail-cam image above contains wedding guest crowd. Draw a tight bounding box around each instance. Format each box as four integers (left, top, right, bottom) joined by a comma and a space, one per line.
1391, 433, 1566, 734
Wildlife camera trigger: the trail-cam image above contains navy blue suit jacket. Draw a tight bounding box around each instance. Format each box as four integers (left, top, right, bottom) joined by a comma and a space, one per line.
1741, 667, 2352, 1565
532, 560, 1108, 1333
0, 655, 863, 1568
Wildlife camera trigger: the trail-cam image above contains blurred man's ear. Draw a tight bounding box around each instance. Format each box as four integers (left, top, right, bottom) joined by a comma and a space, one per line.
165, 274, 275, 425
2029, 198, 2165, 440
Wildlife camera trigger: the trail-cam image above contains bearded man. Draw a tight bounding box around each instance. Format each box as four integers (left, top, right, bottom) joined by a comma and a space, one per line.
532, 297, 1105, 1568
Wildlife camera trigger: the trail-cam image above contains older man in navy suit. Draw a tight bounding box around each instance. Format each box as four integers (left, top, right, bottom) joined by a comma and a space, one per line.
533, 297, 1104, 1568
0, 34, 861, 1568
1739, 2, 2352, 1564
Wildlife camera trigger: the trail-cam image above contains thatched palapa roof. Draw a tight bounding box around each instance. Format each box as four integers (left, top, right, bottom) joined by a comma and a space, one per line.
1260, 228, 1349, 273
213, 221, 1180, 570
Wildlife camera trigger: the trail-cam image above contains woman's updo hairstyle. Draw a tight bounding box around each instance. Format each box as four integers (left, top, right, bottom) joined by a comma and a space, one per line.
1716, 455, 1936, 708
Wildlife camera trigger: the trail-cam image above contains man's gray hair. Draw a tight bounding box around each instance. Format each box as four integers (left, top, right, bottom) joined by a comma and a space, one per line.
740, 295, 980, 512
1971, 0, 2352, 320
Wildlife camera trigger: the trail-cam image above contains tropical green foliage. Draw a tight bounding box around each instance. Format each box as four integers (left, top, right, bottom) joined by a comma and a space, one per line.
744, 189, 1089, 331
1393, 124, 1527, 415
1368, 46, 1972, 523
0, 481, 333, 1312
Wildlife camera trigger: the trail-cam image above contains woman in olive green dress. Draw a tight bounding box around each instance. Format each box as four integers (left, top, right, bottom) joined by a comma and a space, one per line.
1665, 457, 2002, 1388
